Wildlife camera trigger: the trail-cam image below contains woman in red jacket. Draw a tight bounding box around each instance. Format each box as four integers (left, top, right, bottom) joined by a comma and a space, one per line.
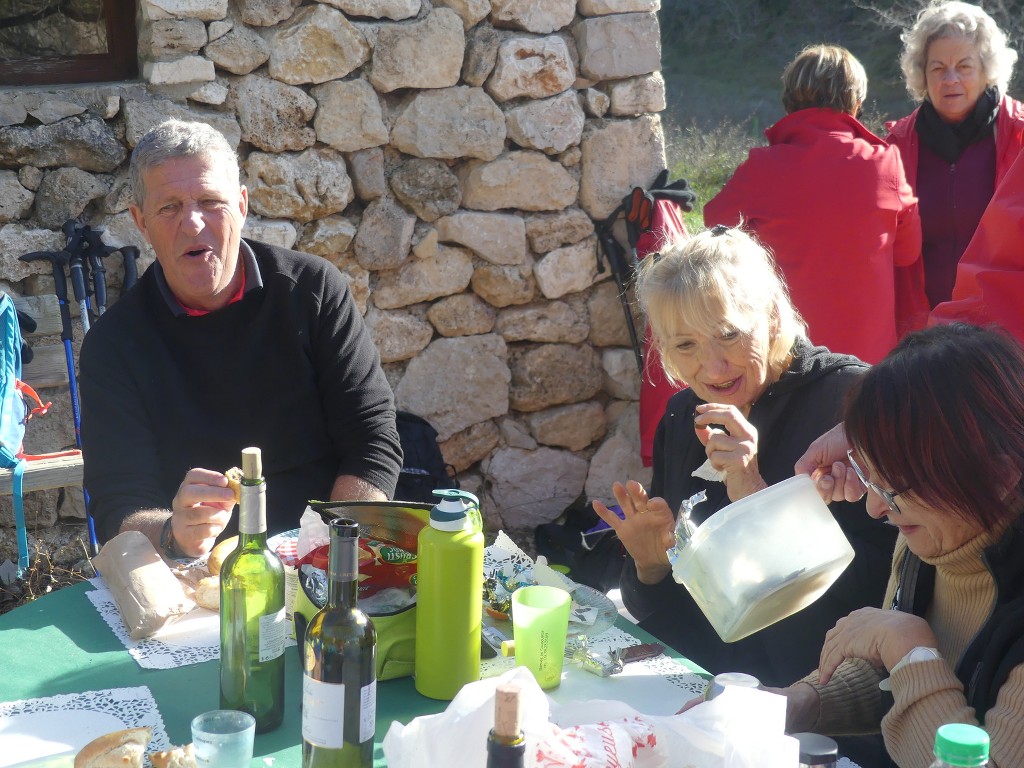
704, 45, 921, 364
886, 1, 1024, 334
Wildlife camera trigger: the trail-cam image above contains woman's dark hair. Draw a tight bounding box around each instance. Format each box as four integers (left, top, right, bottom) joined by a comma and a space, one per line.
845, 323, 1024, 528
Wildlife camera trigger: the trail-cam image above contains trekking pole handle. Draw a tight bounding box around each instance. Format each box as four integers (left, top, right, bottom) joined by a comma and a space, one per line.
19, 251, 74, 342
68, 252, 88, 302
120, 246, 140, 290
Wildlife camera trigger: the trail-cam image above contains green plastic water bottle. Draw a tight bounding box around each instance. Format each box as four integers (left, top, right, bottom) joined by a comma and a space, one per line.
414, 489, 484, 700
929, 723, 990, 767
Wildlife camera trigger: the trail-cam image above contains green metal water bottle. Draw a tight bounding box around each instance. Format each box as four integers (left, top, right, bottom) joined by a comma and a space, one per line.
414, 489, 484, 700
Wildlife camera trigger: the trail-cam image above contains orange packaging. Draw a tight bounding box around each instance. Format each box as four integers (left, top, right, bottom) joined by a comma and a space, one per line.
299, 537, 417, 598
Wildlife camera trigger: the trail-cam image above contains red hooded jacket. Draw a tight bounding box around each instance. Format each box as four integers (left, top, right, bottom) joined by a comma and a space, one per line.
704, 108, 921, 363
886, 95, 1024, 334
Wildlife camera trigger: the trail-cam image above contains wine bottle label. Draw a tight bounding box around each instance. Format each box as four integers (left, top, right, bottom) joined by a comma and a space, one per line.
302, 676, 345, 748
258, 607, 286, 662
239, 483, 267, 534
360, 680, 377, 744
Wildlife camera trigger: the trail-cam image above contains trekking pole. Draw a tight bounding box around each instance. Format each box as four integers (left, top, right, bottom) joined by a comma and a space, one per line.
596, 225, 644, 374
68, 238, 91, 333
120, 246, 140, 292
84, 228, 116, 317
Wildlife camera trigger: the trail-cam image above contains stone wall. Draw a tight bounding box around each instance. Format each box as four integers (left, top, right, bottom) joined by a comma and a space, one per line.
0, 0, 666, 565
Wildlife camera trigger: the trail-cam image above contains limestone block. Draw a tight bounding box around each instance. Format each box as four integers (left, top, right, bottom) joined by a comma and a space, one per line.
608, 72, 666, 116
579, 0, 660, 14
434, 0, 490, 30
439, 419, 500, 473
394, 334, 510, 441
34, 168, 111, 229
582, 87, 609, 118
495, 301, 588, 343
503, 90, 584, 156
412, 225, 438, 259
203, 22, 270, 75
245, 148, 353, 222
587, 280, 634, 347
297, 215, 357, 258
427, 293, 496, 337
240, 217, 297, 249
26, 100, 87, 125
368, 9, 465, 93
320, 0, 419, 20
143, 56, 216, 85
462, 24, 500, 86
141, 18, 208, 58
208, 19, 233, 40
486, 36, 575, 102
189, 82, 230, 105
0, 224, 61, 282
509, 343, 603, 411
353, 196, 416, 271
141, 0, 228, 21
435, 211, 526, 265
233, 75, 316, 152
584, 402, 651, 503
524, 208, 593, 253
391, 86, 505, 161
18, 167, 42, 192
373, 245, 474, 308
580, 115, 666, 220
574, 13, 661, 80
499, 417, 536, 449
0, 171, 33, 223
122, 98, 241, 149
312, 79, 388, 152
471, 263, 536, 307
268, 5, 370, 85
534, 236, 600, 299
490, 0, 575, 34
460, 151, 578, 212
602, 347, 641, 400
340, 259, 371, 315
0, 103, 28, 127
348, 147, 386, 202
237, 0, 300, 26
0, 116, 126, 172
389, 159, 461, 223
366, 307, 434, 363
528, 401, 606, 451
486, 446, 588, 526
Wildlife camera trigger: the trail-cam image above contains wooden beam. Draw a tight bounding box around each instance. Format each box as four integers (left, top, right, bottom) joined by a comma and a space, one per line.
0, 454, 84, 494
22, 345, 71, 390
11, 295, 63, 339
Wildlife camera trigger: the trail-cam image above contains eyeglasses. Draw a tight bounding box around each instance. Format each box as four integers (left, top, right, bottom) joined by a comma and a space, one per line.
847, 449, 902, 516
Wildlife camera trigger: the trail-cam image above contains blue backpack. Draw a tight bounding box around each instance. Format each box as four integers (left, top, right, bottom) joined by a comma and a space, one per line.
0, 293, 51, 577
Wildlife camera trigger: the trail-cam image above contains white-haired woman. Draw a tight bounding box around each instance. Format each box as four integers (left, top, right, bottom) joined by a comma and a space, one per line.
592, 227, 897, 690
887, 1, 1024, 333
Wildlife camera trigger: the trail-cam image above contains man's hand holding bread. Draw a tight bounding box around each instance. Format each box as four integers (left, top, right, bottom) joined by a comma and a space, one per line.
166, 467, 242, 558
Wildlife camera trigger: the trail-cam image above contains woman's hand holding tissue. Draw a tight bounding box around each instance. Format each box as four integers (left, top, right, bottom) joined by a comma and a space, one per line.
694, 403, 767, 502
593, 481, 675, 585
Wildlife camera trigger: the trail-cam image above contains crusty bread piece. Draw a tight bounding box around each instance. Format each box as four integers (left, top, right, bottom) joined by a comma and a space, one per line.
225, 466, 243, 505
74, 727, 151, 768
194, 575, 220, 611
206, 535, 238, 576
150, 743, 196, 768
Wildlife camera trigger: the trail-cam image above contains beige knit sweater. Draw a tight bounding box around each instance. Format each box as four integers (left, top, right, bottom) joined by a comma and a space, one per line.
803, 528, 1024, 768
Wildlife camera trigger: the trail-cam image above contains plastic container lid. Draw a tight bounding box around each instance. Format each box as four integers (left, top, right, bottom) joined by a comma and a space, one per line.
792, 732, 838, 765
934, 723, 990, 766
428, 489, 480, 531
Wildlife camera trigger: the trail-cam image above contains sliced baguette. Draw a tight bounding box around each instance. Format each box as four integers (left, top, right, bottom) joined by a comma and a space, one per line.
74, 727, 151, 768
150, 743, 196, 768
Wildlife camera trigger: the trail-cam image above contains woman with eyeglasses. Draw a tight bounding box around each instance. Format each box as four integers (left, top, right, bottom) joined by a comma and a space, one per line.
592, 226, 897, 693
784, 323, 1024, 767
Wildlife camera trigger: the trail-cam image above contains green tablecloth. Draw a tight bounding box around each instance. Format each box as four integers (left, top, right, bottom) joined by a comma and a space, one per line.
0, 581, 706, 766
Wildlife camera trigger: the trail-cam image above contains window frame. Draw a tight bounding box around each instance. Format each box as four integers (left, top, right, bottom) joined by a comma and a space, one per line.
0, 0, 138, 87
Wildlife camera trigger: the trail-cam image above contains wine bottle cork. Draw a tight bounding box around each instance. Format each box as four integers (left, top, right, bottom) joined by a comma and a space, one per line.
241, 447, 262, 481
493, 683, 521, 740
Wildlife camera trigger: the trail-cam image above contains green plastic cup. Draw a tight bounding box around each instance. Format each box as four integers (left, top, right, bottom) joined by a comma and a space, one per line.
511, 585, 572, 689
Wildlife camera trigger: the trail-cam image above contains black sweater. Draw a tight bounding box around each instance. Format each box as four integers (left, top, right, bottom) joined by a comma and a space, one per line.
80, 240, 402, 541
622, 339, 897, 686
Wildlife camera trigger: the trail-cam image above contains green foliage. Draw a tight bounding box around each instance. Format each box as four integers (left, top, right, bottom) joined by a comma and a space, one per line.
664, 118, 766, 232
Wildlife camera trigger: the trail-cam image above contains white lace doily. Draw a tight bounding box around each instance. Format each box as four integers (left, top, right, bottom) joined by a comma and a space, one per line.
86, 578, 294, 670
0, 686, 170, 766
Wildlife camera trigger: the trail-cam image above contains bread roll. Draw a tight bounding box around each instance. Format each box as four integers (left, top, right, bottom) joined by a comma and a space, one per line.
194, 575, 220, 611
207, 535, 238, 576
74, 727, 151, 768
150, 743, 196, 768
225, 466, 243, 505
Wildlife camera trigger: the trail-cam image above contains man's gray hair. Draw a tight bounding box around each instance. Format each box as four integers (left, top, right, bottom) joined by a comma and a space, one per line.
130, 119, 240, 208
900, 1, 1018, 102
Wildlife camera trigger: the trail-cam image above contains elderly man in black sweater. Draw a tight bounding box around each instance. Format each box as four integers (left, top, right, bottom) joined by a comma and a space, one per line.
80, 119, 402, 558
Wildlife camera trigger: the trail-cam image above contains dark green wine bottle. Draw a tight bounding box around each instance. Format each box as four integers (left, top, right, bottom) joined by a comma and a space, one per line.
219, 446, 286, 732
302, 517, 377, 768
487, 683, 525, 768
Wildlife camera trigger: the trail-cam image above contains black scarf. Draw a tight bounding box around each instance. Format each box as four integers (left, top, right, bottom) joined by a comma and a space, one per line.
915, 86, 999, 163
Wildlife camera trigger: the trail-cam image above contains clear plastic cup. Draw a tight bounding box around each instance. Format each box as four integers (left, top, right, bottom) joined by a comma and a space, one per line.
191, 709, 256, 768
511, 585, 572, 689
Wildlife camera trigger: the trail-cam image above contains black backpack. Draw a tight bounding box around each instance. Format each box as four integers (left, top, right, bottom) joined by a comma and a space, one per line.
394, 411, 458, 504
